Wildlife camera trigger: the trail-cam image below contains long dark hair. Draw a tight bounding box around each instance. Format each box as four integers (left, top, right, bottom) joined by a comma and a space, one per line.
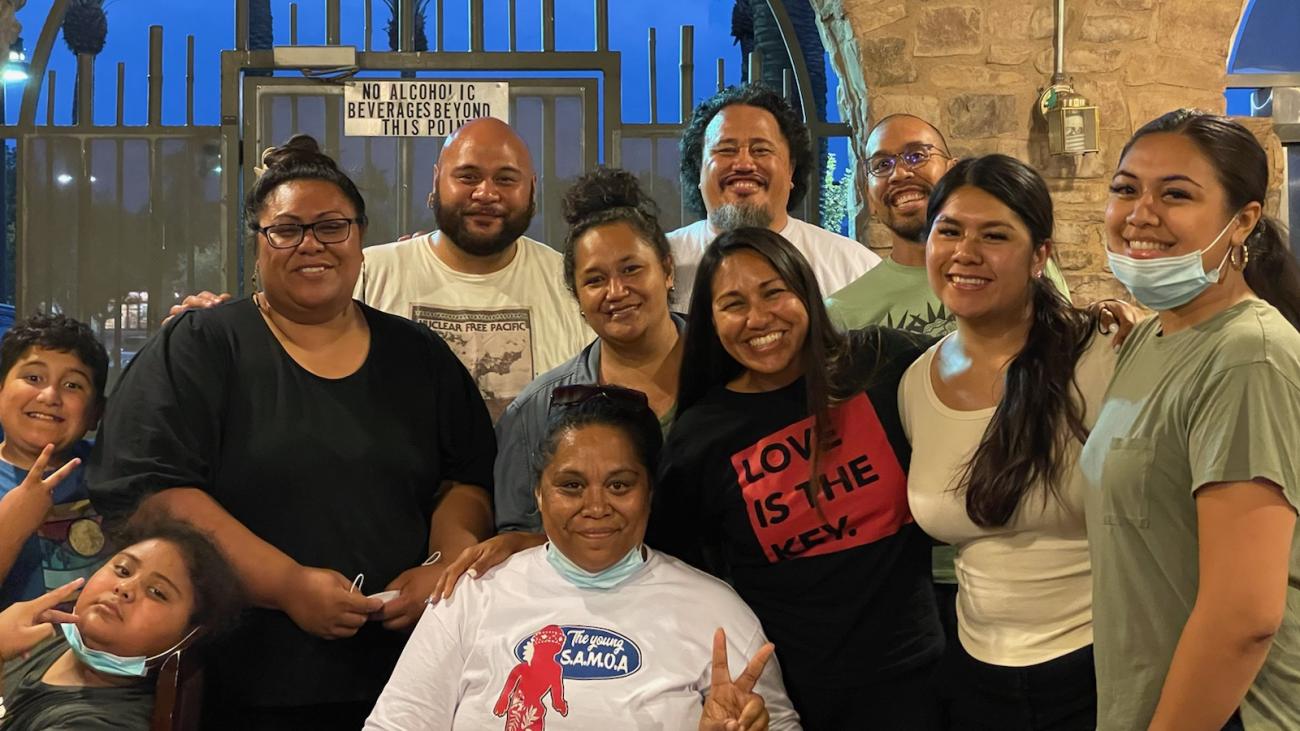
677, 228, 846, 488
1122, 110, 1300, 329
926, 155, 1097, 528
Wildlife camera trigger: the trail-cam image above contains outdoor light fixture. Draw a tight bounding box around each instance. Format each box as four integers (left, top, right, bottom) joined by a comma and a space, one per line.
1043, 89, 1100, 156
1037, 1, 1101, 157
3, 37, 28, 84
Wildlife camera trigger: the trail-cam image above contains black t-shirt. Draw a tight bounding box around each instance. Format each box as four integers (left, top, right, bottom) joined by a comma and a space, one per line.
87, 298, 496, 709
649, 328, 942, 698
0, 635, 153, 730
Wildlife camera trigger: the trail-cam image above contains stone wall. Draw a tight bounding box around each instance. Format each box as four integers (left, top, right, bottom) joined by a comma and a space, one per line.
0, 0, 24, 59
811, 0, 1264, 303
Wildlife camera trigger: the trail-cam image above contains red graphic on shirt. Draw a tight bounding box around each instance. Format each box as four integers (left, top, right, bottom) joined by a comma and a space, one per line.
731, 392, 911, 563
493, 624, 570, 730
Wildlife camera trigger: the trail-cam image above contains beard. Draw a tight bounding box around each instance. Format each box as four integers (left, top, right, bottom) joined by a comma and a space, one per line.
709, 202, 774, 233
432, 187, 536, 257
886, 213, 926, 243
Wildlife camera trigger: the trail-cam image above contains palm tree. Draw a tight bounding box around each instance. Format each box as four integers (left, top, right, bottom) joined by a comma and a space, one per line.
61, 0, 107, 125
247, 0, 273, 77
383, 0, 432, 52
249, 0, 273, 50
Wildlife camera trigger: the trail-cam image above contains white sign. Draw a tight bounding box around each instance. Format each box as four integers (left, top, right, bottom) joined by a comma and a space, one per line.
343, 81, 508, 137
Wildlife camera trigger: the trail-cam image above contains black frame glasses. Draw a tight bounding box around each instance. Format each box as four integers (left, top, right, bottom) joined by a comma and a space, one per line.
865, 144, 949, 178
258, 218, 357, 249
549, 384, 650, 414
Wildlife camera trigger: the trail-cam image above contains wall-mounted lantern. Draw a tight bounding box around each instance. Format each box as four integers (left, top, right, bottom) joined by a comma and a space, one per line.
1037, 1, 1100, 157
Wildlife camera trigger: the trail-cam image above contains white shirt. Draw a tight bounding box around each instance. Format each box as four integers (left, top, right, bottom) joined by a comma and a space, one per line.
366, 546, 801, 731
898, 332, 1116, 666
356, 233, 592, 420
667, 217, 881, 311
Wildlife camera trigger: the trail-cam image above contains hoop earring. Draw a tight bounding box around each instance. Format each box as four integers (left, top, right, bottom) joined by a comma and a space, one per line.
1230, 243, 1249, 270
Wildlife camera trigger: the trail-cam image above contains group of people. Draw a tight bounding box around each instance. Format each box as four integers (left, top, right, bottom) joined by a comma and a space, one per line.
0, 79, 1296, 731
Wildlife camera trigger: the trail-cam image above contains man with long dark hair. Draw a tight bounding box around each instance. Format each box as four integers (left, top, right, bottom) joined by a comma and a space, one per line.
672, 84, 881, 308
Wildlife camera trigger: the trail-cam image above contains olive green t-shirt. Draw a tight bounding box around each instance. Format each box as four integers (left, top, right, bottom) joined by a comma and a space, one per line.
0, 634, 153, 729
1080, 299, 1300, 730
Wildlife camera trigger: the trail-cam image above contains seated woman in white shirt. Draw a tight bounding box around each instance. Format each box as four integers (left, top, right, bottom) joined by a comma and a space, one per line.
897, 154, 1119, 730
366, 385, 800, 731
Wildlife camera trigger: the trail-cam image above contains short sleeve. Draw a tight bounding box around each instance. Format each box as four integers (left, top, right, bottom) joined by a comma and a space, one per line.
493, 393, 541, 532
1188, 362, 1300, 507
428, 330, 496, 494
364, 607, 462, 730
87, 310, 231, 522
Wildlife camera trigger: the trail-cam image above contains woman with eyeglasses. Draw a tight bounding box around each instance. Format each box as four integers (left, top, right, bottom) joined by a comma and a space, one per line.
366, 386, 800, 731
425, 166, 684, 598
87, 134, 496, 729
649, 228, 942, 730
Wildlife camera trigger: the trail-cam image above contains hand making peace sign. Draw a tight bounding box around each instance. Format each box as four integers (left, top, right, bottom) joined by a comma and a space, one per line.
0, 444, 83, 581
699, 627, 776, 731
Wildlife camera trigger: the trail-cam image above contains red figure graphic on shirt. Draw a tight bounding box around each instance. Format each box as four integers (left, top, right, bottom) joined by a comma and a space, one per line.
493, 624, 569, 730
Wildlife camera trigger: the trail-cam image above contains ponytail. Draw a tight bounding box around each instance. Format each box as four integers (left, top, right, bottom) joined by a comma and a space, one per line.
924, 153, 1097, 527
1243, 215, 1300, 330
959, 276, 1096, 528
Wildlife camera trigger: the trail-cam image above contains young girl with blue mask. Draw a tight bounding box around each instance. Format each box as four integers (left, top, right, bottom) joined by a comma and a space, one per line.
0, 517, 243, 730
1081, 110, 1300, 731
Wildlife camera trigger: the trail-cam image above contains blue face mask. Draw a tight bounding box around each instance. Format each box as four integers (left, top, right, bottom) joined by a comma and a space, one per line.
546, 542, 645, 590
1106, 216, 1238, 311
59, 622, 197, 678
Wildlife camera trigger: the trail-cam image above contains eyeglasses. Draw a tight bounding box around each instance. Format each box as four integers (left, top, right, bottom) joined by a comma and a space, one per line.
549, 384, 650, 414
258, 218, 356, 249
865, 144, 949, 178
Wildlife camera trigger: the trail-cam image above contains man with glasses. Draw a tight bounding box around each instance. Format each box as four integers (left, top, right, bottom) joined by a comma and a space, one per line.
827, 114, 1069, 335
826, 115, 1071, 680
670, 84, 881, 308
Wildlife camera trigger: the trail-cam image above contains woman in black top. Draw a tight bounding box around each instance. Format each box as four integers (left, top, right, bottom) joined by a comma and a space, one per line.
87, 135, 496, 729
649, 227, 941, 730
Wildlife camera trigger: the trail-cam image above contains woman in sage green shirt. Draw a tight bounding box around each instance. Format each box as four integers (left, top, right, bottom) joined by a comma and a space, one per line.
1081, 110, 1300, 731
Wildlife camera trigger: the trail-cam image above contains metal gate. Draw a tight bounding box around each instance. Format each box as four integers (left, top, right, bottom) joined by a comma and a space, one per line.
7, 0, 849, 380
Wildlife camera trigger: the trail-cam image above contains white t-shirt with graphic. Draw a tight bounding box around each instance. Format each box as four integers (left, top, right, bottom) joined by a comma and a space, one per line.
356, 233, 592, 420
667, 217, 882, 312
365, 546, 801, 731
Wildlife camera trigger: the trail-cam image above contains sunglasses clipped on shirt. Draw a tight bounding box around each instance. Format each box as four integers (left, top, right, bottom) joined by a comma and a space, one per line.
548, 384, 650, 415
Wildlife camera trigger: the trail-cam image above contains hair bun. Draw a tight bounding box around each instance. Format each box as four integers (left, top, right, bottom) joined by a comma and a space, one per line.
562, 166, 659, 226
260, 134, 335, 173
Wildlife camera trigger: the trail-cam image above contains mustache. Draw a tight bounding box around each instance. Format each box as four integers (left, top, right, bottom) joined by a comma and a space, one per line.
463, 204, 507, 217
723, 172, 768, 185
